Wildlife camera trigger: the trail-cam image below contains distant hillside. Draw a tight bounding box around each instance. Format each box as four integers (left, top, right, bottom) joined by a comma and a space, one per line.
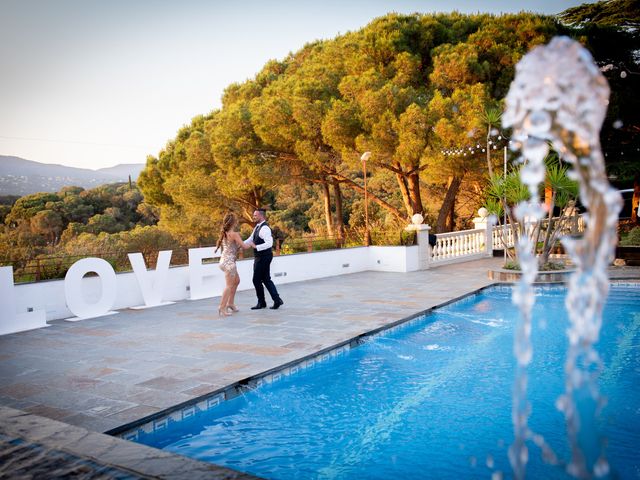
96, 163, 146, 179
0, 156, 145, 195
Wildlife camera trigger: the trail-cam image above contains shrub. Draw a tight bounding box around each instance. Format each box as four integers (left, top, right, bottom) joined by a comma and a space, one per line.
503, 260, 565, 271
400, 230, 417, 246
539, 261, 565, 271
621, 226, 640, 246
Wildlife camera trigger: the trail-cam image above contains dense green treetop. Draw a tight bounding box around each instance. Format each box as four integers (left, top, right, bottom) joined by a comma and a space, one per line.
137, 5, 636, 241
559, 0, 640, 28
1, 182, 156, 262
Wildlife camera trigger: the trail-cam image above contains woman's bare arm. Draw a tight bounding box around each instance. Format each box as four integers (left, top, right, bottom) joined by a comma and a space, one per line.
232, 231, 250, 249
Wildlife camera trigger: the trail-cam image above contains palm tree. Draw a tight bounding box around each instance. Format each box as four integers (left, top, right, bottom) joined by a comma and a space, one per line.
485, 151, 579, 267
481, 107, 503, 177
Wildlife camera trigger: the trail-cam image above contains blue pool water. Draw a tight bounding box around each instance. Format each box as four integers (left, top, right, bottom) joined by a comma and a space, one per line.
130, 285, 640, 479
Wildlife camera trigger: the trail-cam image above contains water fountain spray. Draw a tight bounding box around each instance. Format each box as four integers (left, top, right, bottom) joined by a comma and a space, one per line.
503, 37, 622, 479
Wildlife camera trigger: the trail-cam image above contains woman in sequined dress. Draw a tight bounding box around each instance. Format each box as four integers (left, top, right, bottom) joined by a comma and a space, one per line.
215, 212, 249, 316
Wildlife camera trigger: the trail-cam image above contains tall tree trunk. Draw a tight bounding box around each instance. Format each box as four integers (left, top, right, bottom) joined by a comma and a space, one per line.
633, 173, 640, 224
333, 179, 344, 241
394, 163, 413, 216
237, 189, 264, 222
436, 176, 463, 233
250, 187, 264, 211
407, 171, 424, 215
486, 124, 494, 177
321, 180, 334, 237
329, 172, 405, 220
539, 191, 556, 265
447, 198, 456, 231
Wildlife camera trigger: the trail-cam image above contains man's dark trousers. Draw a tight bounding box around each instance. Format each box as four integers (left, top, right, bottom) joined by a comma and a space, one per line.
252, 253, 280, 306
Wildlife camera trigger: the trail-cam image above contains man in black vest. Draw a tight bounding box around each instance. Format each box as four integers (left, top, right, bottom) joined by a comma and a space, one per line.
244, 208, 284, 310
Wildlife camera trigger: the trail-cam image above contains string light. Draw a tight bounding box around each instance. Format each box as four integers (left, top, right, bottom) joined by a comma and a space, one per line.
439, 131, 511, 157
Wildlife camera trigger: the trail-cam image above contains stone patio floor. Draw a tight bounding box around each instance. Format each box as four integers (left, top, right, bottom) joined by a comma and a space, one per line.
1, 258, 638, 478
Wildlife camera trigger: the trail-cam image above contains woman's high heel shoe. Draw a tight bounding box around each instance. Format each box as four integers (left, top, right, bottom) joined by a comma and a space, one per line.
226, 304, 239, 313
218, 307, 231, 317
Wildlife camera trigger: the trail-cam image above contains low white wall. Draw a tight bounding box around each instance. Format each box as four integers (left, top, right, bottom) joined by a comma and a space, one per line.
6, 245, 419, 324
370, 245, 420, 272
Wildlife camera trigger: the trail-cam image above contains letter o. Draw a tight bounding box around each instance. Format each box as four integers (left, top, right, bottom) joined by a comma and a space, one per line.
64, 258, 117, 319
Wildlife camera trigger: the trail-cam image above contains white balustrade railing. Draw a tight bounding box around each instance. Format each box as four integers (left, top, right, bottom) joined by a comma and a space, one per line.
431, 228, 488, 265
491, 214, 585, 249
492, 225, 516, 249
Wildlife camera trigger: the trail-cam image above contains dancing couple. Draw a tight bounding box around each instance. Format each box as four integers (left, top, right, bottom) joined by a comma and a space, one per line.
215, 209, 284, 316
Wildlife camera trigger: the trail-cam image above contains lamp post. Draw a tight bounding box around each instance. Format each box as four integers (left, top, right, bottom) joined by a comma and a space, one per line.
361, 151, 372, 246
504, 145, 508, 263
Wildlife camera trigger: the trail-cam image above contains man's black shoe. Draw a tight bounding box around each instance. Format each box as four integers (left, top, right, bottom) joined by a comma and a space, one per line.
251, 304, 267, 310
270, 299, 284, 310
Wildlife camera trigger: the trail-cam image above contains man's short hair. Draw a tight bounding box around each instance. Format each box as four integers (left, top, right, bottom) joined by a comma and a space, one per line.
256, 208, 267, 216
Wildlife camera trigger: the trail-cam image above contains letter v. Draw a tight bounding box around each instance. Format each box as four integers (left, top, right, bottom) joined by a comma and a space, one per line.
128, 250, 174, 308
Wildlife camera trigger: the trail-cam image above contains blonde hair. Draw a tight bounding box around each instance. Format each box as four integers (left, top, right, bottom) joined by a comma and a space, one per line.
215, 212, 237, 253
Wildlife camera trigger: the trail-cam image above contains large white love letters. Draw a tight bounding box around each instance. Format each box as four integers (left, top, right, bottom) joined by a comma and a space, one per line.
1, 247, 225, 334
64, 258, 118, 320
188, 247, 222, 300
0, 266, 47, 335
128, 250, 174, 308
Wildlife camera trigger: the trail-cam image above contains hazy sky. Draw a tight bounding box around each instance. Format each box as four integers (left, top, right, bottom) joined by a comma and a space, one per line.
0, 0, 585, 170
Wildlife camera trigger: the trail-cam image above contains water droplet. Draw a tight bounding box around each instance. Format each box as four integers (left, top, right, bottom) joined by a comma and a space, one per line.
594, 458, 610, 477
523, 138, 549, 167
524, 110, 552, 135
620, 71, 627, 79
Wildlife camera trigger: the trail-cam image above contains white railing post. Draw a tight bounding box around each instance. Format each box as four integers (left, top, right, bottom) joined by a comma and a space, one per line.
484, 225, 493, 257
406, 214, 431, 270
473, 208, 494, 257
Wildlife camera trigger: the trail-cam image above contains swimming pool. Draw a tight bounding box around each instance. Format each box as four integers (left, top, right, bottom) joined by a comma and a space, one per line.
123, 284, 640, 479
